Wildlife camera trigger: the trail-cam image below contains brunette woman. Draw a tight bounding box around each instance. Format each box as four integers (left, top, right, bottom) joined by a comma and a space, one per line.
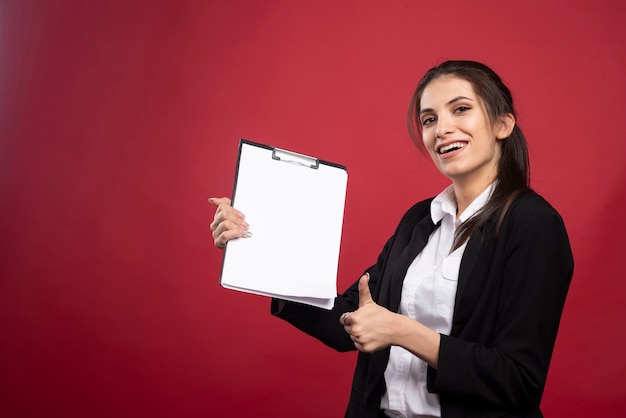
209, 60, 573, 418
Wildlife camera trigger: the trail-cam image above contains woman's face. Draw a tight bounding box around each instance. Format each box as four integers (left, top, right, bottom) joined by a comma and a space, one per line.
419, 75, 509, 187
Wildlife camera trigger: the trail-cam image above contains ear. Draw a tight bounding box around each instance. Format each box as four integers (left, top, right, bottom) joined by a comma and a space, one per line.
495, 113, 516, 140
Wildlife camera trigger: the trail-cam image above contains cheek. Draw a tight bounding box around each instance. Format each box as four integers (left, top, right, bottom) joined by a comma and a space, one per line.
421, 129, 435, 149
421, 133, 438, 161
423, 133, 440, 160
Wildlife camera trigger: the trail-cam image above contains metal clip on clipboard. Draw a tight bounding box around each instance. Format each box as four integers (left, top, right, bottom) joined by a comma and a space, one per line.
272, 147, 320, 169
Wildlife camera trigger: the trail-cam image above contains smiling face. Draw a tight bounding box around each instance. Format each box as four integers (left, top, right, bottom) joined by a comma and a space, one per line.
419, 75, 513, 188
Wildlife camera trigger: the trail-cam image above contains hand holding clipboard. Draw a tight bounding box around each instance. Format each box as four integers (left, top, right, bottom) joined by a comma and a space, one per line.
211, 140, 348, 309
209, 197, 251, 249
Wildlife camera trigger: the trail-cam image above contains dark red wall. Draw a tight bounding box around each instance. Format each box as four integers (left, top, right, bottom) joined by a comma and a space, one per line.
1, 1, 625, 416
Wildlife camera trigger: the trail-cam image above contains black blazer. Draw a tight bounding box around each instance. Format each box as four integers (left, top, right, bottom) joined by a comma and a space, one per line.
274, 191, 574, 418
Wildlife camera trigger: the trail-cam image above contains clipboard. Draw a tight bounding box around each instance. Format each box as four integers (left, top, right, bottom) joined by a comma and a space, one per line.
219, 139, 348, 309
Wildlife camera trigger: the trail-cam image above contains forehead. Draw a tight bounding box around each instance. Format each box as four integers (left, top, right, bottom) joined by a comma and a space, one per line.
420, 76, 478, 108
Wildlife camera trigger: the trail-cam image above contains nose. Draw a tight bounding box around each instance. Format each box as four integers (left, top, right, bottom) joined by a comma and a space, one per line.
435, 114, 454, 138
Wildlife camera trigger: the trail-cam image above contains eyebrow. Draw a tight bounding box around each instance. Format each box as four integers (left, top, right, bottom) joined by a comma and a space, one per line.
419, 96, 474, 115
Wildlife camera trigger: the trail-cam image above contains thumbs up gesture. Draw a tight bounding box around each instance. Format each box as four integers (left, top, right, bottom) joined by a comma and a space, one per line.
340, 274, 442, 366
340, 273, 395, 353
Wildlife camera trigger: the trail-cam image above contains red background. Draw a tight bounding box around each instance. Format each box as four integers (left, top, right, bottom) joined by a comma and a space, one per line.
1, 1, 625, 417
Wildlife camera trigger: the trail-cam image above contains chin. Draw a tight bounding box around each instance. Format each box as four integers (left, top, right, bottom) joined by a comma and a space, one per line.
436, 165, 464, 178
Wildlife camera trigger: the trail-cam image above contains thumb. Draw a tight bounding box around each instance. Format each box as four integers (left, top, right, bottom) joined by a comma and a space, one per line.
358, 273, 373, 308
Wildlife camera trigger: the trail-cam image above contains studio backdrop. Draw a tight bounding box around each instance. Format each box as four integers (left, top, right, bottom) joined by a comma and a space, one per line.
1, 1, 625, 417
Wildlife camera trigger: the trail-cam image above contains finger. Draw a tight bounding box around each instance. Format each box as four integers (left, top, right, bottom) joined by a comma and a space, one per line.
214, 228, 249, 249
212, 219, 249, 248
211, 208, 249, 233
349, 335, 365, 352
214, 230, 247, 249
354, 341, 371, 353
210, 200, 248, 234
208, 197, 231, 207
208, 197, 247, 221
358, 273, 373, 308
340, 311, 351, 325
212, 218, 244, 240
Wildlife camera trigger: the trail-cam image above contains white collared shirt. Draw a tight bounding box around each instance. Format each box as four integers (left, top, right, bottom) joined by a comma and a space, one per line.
381, 183, 494, 418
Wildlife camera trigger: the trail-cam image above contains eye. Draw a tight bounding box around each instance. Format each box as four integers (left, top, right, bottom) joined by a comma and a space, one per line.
454, 105, 471, 113
421, 116, 436, 126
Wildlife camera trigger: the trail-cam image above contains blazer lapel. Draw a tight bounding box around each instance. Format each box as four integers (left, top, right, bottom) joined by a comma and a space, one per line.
387, 215, 439, 313
453, 216, 498, 324
454, 228, 483, 314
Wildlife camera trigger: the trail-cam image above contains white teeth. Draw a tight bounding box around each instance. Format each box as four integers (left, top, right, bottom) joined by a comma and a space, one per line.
438, 142, 466, 154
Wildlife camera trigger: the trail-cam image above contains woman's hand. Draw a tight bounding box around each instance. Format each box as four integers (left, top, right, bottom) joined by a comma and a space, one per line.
208, 197, 250, 249
340, 274, 441, 367
340, 274, 398, 353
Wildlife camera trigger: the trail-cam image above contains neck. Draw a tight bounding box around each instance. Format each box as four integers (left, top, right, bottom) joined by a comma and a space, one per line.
452, 175, 495, 219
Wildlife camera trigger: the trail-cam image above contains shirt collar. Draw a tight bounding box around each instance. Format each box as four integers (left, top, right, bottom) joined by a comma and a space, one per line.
430, 183, 496, 224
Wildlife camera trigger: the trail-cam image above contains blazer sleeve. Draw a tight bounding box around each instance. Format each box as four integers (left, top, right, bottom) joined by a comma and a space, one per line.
428, 194, 574, 409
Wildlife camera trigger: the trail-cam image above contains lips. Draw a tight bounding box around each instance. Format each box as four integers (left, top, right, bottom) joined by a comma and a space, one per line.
437, 141, 467, 155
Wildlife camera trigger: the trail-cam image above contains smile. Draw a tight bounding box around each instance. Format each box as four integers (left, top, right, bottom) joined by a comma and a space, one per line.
437, 142, 467, 155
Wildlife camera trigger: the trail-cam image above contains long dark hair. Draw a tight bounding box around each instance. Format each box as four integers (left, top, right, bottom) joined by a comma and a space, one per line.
407, 60, 530, 250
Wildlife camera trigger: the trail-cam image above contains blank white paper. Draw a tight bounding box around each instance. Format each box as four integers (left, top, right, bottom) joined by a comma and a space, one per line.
219, 141, 348, 309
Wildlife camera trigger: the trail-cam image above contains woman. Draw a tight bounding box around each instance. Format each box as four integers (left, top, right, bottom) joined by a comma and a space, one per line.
209, 60, 573, 418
